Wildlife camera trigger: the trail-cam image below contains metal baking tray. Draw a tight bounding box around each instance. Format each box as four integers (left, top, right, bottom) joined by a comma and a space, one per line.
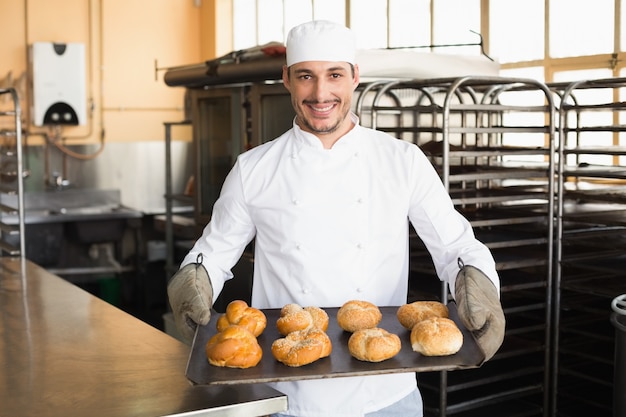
186, 303, 484, 385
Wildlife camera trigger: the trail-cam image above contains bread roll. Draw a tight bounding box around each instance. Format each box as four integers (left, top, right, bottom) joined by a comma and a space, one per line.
305, 306, 330, 332
337, 300, 382, 332
410, 317, 463, 356
397, 301, 448, 330
276, 304, 329, 335
276, 303, 314, 335
216, 300, 267, 337
205, 325, 263, 368
348, 327, 401, 362
271, 328, 332, 367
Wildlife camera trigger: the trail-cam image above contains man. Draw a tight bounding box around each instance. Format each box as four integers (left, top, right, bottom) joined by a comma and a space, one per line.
168, 20, 505, 417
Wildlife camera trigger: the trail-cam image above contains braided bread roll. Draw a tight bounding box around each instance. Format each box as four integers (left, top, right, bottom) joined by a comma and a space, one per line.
271, 328, 332, 367
276, 303, 329, 335
205, 325, 263, 368
216, 300, 267, 337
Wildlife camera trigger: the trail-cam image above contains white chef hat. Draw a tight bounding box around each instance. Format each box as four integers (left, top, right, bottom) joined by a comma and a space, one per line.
286, 20, 356, 66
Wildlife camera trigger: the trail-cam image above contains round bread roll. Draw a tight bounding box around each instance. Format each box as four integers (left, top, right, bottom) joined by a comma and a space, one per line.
397, 301, 449, 330
276, 303, 314, 336
271, 328, 332, 367
410, 317, 463, 356
205, 325, 263, 368
217, 300, 267, 337
337, 300, 383, 332
348, 327, 401, 362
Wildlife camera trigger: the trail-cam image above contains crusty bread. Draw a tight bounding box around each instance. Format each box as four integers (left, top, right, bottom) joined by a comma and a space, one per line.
305, 306, 330, 332
410, 317, 463, 356
205, 325, 263, 368
276, 303, 315, 335
216, 300, 267, 337
396, 301, 449, 330
271, 328, 332, 367
348, 327, 401, 362
337, 300, 383, 332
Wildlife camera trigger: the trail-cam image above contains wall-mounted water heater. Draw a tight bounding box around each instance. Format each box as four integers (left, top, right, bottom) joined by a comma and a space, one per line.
30, 42, 86, 126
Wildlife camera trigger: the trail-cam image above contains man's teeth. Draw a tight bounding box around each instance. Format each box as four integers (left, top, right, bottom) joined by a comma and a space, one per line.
313, 104, 333, 111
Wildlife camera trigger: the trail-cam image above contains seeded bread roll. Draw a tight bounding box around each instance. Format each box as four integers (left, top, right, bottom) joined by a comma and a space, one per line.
276, 304, 313, 335
205, 325, 263, 368
337, 300, 383, 332
410, 317, 463, 356
216, 300, 267, 337
396, 301, 449, 330
305, 306, 330, 332
348, 327, 401, 362
276, 304, 330, 336
271, 328, 332, 367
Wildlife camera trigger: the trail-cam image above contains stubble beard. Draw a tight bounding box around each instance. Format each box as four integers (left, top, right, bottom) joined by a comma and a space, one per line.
295, 100, 347, 136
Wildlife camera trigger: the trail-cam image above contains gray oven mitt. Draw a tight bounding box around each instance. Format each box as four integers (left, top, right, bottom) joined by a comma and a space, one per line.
167, 259, 213, 344
455, 261, 505, 361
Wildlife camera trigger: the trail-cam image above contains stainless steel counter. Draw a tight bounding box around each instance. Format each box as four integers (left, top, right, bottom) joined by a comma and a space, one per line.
0, 257, 287, 417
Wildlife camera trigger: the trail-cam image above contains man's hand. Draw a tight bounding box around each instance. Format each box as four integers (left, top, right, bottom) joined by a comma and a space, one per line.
455, 263, 505, 361
167, 262, 213, 344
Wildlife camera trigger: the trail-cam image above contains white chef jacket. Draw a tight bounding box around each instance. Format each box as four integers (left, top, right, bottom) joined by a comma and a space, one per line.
182, 113, 499, 417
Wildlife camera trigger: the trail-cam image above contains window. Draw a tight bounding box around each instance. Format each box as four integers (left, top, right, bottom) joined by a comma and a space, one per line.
350, 0, 388, 49
258, 0, 285, 45
489, 0, 544, 63
231, 0, 626, 81
233, 0, 257, 49
549, 0, 614, 58
432, 0, 480, 55
388, 0, 430, 48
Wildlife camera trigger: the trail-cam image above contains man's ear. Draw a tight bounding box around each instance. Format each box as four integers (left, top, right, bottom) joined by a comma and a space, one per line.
353, 64, 360, 90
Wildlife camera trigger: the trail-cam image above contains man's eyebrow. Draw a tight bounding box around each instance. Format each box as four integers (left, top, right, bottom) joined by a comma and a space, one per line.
327, 66, 349, 73
293, 66, 349, 75
293, 68, 313, 75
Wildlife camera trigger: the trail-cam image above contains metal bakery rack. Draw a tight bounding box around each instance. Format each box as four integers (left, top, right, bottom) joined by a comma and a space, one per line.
355, 76, 556, 417
551, 77, 626, 417
0, 88, 26, 259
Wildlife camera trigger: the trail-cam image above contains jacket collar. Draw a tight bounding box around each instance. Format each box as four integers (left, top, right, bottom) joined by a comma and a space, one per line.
292, 112, 361, 150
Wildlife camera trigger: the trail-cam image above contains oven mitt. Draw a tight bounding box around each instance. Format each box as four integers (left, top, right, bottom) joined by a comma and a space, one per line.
167, 260, 213, 344
455, 261, 505, 361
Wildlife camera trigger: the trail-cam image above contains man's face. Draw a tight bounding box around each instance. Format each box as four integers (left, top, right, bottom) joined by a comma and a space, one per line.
283, 61, 359, 145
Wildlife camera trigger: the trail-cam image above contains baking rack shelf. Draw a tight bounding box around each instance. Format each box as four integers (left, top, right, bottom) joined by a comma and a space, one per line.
357, 76, 556, 417
552, 77, 626, 417
0, 88, 25, 258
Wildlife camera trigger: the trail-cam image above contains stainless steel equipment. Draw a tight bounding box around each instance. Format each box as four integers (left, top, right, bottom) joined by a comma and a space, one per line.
0, 257, 288, 417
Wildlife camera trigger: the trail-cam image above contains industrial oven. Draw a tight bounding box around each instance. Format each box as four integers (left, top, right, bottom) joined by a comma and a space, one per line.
187, 82, 294, 226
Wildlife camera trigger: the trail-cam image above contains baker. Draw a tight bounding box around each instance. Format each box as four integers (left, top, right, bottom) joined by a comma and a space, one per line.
168, 20, 505, 417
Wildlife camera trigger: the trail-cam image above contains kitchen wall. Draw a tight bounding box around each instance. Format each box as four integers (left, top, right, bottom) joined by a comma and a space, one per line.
0, 0, 232, 212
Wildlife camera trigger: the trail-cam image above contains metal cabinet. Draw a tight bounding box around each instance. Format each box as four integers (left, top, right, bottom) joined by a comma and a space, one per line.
355, 76, 556, 417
